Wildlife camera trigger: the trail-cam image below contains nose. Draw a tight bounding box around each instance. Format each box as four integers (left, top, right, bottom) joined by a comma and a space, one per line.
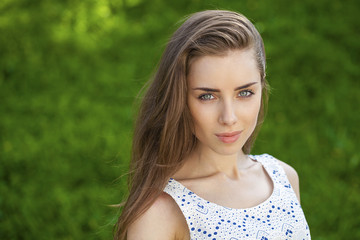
219, 100, 237, 125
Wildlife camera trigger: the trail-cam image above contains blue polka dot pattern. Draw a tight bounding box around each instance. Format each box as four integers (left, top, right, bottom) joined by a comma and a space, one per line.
164, 154, 311, 239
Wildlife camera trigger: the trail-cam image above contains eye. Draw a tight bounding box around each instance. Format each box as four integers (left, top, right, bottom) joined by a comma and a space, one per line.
238, 90, 254, 98
199, 93, 215, 101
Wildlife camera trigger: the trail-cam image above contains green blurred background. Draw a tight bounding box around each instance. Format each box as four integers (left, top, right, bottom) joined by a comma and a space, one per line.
1, 0, 359, 239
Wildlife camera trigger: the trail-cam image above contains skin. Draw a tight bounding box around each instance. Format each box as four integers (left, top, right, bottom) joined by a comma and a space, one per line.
127, 49, 301, 240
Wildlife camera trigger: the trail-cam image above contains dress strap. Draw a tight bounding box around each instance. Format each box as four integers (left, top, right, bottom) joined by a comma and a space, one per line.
163, 178, 189, 199
251, 154, 297, 200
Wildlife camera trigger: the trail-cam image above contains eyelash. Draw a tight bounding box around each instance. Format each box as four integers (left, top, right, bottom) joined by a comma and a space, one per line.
198, 93, 215, 101
198, 90, 254, 101
238, 89, 254, 98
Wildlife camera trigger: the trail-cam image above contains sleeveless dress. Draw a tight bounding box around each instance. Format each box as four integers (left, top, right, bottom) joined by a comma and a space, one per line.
163, 154, 311, 240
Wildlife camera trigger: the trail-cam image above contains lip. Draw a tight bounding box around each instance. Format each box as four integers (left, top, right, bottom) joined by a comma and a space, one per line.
215, 131, 242, 143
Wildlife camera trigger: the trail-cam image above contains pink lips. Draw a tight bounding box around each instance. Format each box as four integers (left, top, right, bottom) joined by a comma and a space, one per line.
216, 131, 242, 143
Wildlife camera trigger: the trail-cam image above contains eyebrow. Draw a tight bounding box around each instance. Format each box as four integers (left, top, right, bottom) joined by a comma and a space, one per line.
192, 82, 258, 92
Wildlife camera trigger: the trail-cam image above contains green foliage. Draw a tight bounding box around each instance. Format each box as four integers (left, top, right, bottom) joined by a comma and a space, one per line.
0, 0, 359, 239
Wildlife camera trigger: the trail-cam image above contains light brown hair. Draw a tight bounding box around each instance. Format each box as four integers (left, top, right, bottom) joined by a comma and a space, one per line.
114, 10, 269, 239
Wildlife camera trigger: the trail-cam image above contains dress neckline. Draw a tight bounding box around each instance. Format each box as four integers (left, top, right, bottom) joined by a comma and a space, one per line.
168, 154, 276, 211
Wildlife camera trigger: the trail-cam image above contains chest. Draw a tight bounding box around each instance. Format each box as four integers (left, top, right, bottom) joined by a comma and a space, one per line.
185, 168, 273, 209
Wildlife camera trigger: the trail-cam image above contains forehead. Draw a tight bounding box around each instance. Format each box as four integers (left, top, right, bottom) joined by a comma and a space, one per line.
187, 49, 260, 87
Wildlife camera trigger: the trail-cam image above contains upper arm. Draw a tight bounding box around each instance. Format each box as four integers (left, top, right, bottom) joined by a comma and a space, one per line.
127, 193, 189, 240
278, 160, 301, 202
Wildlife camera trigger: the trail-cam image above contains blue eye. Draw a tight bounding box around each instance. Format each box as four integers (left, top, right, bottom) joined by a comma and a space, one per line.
238, 90, 254, 98
199, 93, 214, 100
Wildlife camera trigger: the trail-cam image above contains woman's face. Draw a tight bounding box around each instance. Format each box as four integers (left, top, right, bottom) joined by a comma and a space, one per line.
187, 49, 262, 156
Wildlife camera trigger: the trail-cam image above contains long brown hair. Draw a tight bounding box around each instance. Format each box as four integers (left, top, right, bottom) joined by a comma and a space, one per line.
114, 10, 269, 239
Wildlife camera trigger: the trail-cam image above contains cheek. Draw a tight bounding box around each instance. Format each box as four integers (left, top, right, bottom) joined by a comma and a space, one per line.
241, 98, 262, 125
189, 104, 206, 130
187, 101, 201, 133
251, 101, 261, 120
188, 101, 214, 136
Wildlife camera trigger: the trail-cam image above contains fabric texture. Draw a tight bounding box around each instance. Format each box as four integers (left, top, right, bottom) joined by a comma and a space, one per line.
163, 154, 311, 240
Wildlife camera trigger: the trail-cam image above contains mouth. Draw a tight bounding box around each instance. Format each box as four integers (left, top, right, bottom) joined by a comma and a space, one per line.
215, 131, 242, 143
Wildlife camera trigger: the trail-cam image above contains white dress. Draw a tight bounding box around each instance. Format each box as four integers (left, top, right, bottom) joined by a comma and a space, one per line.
163, 154, 311, 240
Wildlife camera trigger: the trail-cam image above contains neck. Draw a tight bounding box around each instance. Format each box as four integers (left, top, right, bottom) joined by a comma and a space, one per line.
184, 145, 255, 180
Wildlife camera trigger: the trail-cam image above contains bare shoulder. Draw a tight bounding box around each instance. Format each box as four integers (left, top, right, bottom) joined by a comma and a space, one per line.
127, 192, 189, 240
277, 160, 301, 202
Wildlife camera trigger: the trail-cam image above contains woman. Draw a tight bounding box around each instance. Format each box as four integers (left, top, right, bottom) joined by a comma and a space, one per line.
115, 10, 310, 240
